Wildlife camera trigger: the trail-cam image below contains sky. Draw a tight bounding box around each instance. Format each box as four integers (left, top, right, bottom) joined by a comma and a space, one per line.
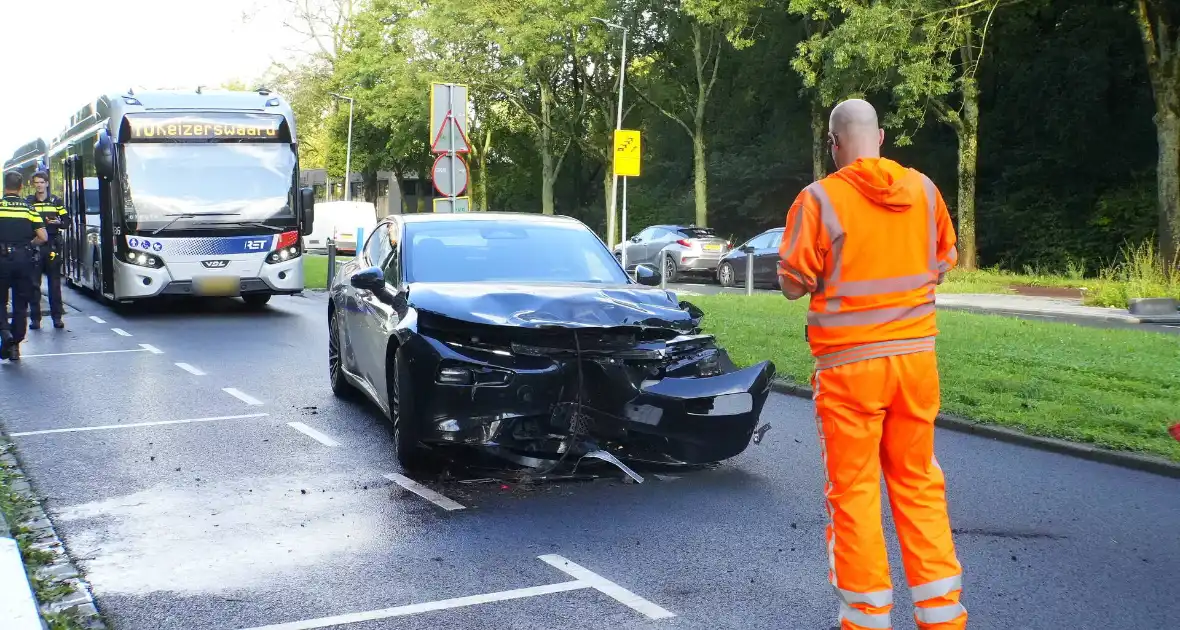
2, 0, 317, 161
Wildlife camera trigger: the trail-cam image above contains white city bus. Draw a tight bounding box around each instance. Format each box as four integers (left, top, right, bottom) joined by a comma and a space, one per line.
30, 88, 316, 308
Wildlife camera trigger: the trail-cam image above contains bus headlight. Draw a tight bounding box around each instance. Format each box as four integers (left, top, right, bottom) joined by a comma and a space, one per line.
123, 250, 163, 268
265, 230, 302, 264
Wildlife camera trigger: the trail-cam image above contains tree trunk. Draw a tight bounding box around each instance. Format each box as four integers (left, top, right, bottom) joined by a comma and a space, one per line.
811, 95, 827, 181
955, 76, 980, 271
692, 116, 708, 227
1156, 96, 1180, 268
416, 179, 428, 213
539, 81, 556, 215
478, 127, 491, 211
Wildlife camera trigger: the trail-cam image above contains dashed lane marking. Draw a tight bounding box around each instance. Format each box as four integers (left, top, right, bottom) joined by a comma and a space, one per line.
140, 344, 163, 354
384, 473, 466, 511
21, 348, 153, 359
111, 327, 132, 337
287, 422, 340, 447
88, 315, 105, 324
175, 362, 206, 376
234, 554, 674, 630
223, 387, 264, 406
9, 413, 270, 437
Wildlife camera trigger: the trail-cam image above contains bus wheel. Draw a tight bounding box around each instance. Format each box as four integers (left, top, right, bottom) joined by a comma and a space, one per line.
243, 294, 272, 308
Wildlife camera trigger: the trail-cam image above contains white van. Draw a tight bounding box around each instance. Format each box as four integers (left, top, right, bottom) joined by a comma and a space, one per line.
303, 200, 379, 254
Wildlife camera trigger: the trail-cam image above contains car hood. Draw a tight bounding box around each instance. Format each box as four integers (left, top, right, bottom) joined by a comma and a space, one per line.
406, 282, 699, 332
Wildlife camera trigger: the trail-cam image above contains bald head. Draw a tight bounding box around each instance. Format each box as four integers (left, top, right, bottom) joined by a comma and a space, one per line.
827, 99, 884, 170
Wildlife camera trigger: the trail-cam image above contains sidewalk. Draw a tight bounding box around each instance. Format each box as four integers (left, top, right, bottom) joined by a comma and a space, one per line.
934, 293, 1180, 333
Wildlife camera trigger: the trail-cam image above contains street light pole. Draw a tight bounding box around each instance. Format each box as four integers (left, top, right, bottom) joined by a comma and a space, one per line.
330, 92, 354, 201
592, 17, 628, 262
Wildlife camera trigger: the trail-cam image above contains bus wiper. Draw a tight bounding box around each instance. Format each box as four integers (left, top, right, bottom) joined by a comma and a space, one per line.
152, 212, 239, 235
221, 220, 284, 232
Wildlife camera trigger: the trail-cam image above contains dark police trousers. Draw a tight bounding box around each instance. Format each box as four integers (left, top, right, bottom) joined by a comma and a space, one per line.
0, 245, 35, 344
30, 243, 63, 321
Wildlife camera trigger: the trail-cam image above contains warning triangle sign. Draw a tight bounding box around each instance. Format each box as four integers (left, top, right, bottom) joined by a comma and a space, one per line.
431, 112, 472, 154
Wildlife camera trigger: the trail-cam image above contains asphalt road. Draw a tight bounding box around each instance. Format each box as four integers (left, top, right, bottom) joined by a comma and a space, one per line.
664, 281, 1180, 335
1, 286, 1177, 630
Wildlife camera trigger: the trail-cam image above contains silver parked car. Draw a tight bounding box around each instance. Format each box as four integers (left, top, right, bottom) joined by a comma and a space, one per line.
613, 225, 732, 283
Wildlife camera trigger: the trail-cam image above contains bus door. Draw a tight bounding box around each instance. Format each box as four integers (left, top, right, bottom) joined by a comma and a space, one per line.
64, 155, 83, 280
98, 173, 115, 296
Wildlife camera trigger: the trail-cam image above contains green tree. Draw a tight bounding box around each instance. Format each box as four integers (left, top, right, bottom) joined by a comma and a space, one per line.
788, 0, 1021, 271
629, 0, 764, 227
1130, 0, 1180, 267
419, 0, 606, 215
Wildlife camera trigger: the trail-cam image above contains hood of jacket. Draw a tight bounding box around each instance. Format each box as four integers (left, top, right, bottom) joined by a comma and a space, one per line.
831, 157, 916, 212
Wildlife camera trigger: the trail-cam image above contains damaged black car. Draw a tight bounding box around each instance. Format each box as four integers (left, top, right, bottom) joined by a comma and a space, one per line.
327, 212, 776, 480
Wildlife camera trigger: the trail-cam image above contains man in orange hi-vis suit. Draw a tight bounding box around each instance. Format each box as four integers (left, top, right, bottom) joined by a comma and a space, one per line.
778, 98, 966, 630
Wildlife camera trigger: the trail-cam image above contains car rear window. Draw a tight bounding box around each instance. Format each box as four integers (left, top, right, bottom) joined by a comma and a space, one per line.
677, 227, 716, 239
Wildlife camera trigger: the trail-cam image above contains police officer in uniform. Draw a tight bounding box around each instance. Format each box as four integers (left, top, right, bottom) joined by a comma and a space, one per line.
27, 170, 67, 329
1, 171, 48, 361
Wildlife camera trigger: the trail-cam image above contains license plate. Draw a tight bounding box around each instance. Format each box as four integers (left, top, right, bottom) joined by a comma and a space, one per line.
193, 275, 241, 296
704, 243, 721, 252
340, 233, 354, 241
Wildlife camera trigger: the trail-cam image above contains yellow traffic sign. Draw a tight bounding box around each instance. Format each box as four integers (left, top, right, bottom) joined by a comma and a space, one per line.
613, 129, 641, 177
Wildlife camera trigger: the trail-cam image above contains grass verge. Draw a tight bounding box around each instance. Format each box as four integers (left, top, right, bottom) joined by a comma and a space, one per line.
1, 445, 88, 630
688, 293, 1180, 463
303, 255, 330, 290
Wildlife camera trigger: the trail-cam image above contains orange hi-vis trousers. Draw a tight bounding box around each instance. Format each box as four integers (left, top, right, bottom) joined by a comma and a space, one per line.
811, 349, 967, 630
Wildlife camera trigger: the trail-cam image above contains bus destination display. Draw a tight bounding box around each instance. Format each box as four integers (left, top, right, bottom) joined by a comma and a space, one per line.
126, 115, 285, 141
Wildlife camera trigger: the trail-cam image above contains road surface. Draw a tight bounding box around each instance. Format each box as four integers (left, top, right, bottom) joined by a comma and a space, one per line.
0, 287, 1176, 630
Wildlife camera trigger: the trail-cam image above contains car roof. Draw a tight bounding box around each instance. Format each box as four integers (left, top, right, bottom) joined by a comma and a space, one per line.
392, 211, 586, 226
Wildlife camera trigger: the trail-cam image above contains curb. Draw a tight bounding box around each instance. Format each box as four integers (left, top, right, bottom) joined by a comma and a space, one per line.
768, 380, 1180, 480
934, 303, 1144, 325
0, 456, 48, 630
0, 444, 107, 629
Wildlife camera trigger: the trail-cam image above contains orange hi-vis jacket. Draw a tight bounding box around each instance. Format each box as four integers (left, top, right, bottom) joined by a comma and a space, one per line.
778, 157, 958, 368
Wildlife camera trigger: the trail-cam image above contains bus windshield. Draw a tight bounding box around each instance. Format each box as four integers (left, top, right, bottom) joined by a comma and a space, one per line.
121, 143, 296, 231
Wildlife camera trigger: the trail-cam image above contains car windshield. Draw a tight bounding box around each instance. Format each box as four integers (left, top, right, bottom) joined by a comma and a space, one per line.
678, 227, 716, 239
121, 143, 296, 231
404, 220, 630, 284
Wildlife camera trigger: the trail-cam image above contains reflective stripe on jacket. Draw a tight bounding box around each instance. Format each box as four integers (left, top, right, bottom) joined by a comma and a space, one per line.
777, 157, 959, 366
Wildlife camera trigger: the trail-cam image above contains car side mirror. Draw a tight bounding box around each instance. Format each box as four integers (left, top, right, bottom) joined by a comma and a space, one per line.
739, 245, 755, 254
630, 235, 641, 243
350, 265, 385, 291
633, 264, 661, 286
93, 130, 114, 180
299, 187, 315, 236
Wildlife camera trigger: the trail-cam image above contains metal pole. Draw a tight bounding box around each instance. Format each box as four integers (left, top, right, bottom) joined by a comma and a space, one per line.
327, 238, 337, 285
620, 176, 628, 270
660, 251, 667, 290
448, 84, 456, 211
344, 98, 353, 202
746, 251, 754, 296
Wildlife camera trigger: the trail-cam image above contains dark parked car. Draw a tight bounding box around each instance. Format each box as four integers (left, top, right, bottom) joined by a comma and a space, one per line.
612, 224, 732, 283
717, 227, 785, 289
327, 212, 776, 475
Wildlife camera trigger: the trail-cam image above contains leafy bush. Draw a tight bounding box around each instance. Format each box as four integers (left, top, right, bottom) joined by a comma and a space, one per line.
1084, 239, 1180, 308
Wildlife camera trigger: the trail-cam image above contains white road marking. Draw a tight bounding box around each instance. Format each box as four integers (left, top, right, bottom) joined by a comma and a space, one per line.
175, 362, 206, 376
88, 315, 106, 324
140, 344, 163, 354
539, 554, 677, 619
21, 348, 152, 359
287, 422, 340, 447
234, 554, 675, 630
383, 473, 466, 511
111, 327, 132, 337
0, 538, 42, 630
9, 413, 269, 437
235, 581, 588, 630
223, 388, 264, 406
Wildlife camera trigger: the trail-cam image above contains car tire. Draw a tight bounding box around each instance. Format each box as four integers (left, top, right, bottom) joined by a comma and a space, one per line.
388, 346, 431, 471
243, 294, 272, 308
718, 262, 735, 287
328, 306, 360, 399
662, 254, 678, 284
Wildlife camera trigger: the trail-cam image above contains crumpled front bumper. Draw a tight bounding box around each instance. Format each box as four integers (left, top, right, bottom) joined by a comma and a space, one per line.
401, 328, 776, 466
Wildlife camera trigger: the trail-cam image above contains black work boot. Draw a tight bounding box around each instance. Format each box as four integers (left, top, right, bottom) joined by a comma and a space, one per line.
8, 342, 21, 361
29, 319, 40, 330
53, 316, 64, 329
0, 332, 10, 361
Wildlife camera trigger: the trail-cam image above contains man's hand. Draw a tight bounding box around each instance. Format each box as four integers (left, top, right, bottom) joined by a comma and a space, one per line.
779, 274, 808, 300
